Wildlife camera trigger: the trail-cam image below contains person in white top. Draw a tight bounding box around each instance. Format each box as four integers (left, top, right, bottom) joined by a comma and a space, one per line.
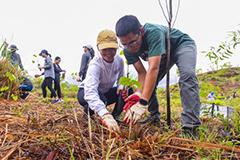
207, 91, 215, 101
77, 29, 132, 135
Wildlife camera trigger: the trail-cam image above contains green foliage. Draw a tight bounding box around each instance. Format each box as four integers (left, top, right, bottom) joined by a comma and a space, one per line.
220, 62, 232, 69
232, 105, 240, 132
12, 107, 25, 117
196, 68, 202, 75
11, 94, 18, 101
6, 72, 16, 81
119, 50, 124, 55
119, 77, 142, 90
71, 72, 78, 80
202, 24, 240, 70
67, 145, 75, 160
199, 82, 221, 99
32, 76, 43, 89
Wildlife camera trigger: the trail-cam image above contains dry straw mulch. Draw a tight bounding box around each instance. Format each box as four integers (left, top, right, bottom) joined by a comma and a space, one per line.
0, 94, 240, 160
0, 58, 22, 100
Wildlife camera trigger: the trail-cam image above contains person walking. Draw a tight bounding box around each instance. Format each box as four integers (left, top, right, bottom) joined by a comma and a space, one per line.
76, 44, 95, 82
77, 29, 132, 134
115, 15, 201, 136
53, 56, 66, 103
37, 49, 59, 104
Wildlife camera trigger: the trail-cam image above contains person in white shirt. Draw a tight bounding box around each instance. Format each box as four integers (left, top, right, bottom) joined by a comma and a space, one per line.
207, 91, 215, 101
77, 29, 132, 135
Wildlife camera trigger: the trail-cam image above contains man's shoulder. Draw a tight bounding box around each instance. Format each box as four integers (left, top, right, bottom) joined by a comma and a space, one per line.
143, 23, 167, 32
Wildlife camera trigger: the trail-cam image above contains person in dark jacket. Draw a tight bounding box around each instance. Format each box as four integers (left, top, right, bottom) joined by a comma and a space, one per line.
37, 49, 59, 104
19, 76, 33, 99
76, 45, 95, 82
53, 56, 66, 103
1, 42, 24, 70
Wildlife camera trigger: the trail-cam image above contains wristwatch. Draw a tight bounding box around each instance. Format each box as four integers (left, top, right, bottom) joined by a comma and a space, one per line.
139, 98, 148, 105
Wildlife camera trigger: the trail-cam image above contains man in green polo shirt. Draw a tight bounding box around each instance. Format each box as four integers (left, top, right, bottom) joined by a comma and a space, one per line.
116, 15, 201, 134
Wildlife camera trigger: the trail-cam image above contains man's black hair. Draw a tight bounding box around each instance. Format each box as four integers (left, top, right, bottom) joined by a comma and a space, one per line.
115, 15, 142, 36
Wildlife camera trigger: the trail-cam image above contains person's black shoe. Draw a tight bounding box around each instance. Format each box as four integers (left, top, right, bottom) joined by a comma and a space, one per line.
182, 127, 197, 140
20, 93, 30, 99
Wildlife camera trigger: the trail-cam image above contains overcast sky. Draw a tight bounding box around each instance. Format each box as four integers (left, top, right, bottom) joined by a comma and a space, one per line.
1, 0, 240, 84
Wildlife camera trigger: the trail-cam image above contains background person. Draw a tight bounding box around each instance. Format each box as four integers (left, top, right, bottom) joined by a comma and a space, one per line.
37, 49, 59, 104
2, 43, 24, 70
76, 44, 95, 82
19, 76, 33, 99
53, 56, 66, 103
207, 91, 215, 101
115, 15, 201, 137
77, 29, 131, 134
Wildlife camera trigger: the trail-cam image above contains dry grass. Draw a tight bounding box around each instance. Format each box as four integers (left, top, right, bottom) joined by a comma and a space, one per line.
0, 93, 239, 159
0, 58, 22, 100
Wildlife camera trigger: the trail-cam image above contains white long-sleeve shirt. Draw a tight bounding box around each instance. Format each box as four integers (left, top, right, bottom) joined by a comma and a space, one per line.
79, 54, 125, 117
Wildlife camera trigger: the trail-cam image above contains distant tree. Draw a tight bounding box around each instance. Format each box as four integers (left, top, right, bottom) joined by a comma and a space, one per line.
202, 24, 240, 70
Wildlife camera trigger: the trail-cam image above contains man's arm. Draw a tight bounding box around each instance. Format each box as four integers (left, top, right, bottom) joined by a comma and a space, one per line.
133, 60, 147, 93
141, 55, 161, 101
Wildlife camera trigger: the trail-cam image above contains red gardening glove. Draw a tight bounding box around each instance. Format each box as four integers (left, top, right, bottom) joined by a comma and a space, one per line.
122, 90, 127, 100
123, 92, 141, 112
35, 74, 41, 78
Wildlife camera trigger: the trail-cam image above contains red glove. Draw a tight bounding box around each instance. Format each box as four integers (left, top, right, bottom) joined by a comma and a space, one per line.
62, 70, 66, 72
123, 92, 141, 112
35, 74, 41, 78
122, 90, 127, 99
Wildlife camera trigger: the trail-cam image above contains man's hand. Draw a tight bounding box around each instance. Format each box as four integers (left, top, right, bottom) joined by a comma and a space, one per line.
123, 102, 148, 126
76, 76, 82, 82
123, 92, 141, 112
102, 114, 121, 135
62, 70, 66, 73
116, 86, 124, 95
38, 65, 44, 69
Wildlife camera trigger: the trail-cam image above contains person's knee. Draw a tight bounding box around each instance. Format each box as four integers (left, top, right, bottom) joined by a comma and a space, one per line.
77, 88, 87, 105
179, 69, 196, 82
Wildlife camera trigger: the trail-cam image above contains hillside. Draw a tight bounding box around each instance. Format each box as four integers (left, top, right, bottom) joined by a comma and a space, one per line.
0, 67, 240, 159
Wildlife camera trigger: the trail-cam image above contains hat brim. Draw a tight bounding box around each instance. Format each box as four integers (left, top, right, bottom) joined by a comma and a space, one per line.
10, 48, 18, 50
98, 43, 118, 50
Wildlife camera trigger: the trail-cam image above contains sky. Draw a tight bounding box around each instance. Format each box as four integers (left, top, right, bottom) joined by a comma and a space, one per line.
1, 0, 240, 85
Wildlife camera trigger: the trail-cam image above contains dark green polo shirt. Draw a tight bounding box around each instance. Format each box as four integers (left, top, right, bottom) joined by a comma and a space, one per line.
123, 23, 195, 64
